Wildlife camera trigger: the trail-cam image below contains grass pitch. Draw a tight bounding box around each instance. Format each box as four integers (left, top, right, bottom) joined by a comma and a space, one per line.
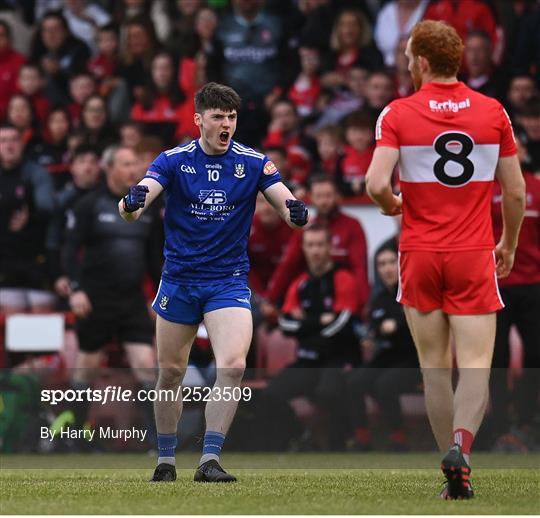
1, 453, 539, 514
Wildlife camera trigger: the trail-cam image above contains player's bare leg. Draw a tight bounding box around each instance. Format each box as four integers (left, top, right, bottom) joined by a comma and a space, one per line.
450, 313, 496, 454
151, 315, 197, 482
194, 307, 252, 482
404, 306, 454, 451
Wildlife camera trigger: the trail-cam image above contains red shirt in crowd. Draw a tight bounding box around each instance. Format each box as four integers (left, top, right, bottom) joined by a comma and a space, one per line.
288, 77, 321, 117
376, 81, 516, 252
341, 145, 374, 183
248, 214, 294, 297
424, 0, 498, 49
266, 210, 370, 312
492, 172, 540, 287
0, 47, 25, 119
88, 54, 117, 80
282, 268, 359, 315
131, 94, 198, 142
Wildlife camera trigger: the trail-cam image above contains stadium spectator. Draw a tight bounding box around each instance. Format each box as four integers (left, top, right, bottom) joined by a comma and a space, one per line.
119, 15, 160, 99
423, 0, 498, 50
248, 193, 294, 299
29, 10, 91, 105
264, 175, 370, 315
177, 6, 222, 97
263, 99, 314, 185
47, 144, 102, 298
320, 8, 383, 90
394, 36, 414, 98
78, 94, 117, 152
264, 146, 306, 198
510, 2, 540, 87
130, 51, 196, 145
340, 110, 376, 196
490, 136, 540, 451
133, 135, 165, 180
313, 125, 344, 181
119, 120, 144, 149
506, 75, 537, 117
88, 23, 120, 82
514, 98, 540, 172
0, 123, 55, 313
363, 70, 396, 118
6, 94, 41, 152
313, 66, 368, 130
30, 108, 72, 191
258, 224, 361, 450
63, 145, 162, 438
216, 0, 285, 145
288, 45, 322, 119
165, 0, 203, 55
0, 20, 26, 120
16, 64, 50, 127
347, 243, 420, 451
374, 0, 429, 67
67, 72, 97, 126
87, 22, 132, 124
111, 0, 170, 44
297, 0, 336, 53
461, 31, 505, 100
62, 0, 112, 54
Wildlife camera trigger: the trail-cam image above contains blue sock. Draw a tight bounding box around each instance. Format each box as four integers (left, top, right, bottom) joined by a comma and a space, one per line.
199, 431, 225, 465
157, 433, 177, 466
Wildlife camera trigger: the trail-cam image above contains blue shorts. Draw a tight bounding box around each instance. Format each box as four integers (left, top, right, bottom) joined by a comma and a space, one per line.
151, 278, 252, 325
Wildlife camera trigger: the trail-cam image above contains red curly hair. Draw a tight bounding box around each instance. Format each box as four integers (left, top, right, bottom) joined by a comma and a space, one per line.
411, 20, 464, 77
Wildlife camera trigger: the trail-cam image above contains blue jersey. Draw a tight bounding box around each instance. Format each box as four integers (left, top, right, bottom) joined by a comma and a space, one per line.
145, 139, 282, 283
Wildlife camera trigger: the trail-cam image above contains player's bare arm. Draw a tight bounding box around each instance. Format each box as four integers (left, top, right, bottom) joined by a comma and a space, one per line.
494, 154, 526, 278
365, 147, 402, 216
263, 182, 309, 229
118, 177, 164, 222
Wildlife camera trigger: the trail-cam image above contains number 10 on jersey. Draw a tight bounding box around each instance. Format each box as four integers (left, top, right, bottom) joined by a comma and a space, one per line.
208, 170, 220, 182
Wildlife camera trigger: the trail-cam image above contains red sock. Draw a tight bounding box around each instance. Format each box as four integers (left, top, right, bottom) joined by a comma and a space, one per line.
453, 428, 474, 455
354, 427, 371, 445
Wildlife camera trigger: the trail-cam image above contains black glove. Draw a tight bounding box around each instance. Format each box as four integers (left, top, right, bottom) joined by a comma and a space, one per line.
123, 185, 149, 213
286, 199, 308, 226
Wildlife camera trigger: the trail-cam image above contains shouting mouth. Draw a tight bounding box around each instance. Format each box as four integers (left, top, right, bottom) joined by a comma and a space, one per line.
219, 131, 229, 145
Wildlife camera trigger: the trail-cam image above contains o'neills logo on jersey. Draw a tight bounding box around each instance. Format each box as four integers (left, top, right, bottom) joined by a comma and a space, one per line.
429, 98, 471, 113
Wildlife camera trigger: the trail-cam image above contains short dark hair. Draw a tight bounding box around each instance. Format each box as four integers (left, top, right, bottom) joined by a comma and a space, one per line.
309, 174, 337, 190
99, 22, 119, 35
344, 109, 376, 130
72, 144, 100, 161
303, 223, 331, 242
194, 82, 241, 114
264, 145, 287, 157
0, 122, 20, 134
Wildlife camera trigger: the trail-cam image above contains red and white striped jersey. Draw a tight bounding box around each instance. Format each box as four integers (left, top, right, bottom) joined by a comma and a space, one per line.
376, 81, 516, 251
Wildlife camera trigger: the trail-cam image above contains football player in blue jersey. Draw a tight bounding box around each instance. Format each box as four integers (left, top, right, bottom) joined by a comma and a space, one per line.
118, 82, 308, 482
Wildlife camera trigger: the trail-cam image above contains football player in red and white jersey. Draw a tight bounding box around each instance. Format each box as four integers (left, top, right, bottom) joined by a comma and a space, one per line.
366, 20, 526, 499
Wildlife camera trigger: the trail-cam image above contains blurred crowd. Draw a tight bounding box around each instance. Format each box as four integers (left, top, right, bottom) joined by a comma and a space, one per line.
0, 0, 539, 452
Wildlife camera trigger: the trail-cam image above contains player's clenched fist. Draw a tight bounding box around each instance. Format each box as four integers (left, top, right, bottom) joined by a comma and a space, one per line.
123, 184, 149, 213
286, 199, 308, 226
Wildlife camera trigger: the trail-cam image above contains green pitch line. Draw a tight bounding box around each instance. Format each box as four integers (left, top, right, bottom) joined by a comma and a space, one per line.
1, 453, 539, 514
